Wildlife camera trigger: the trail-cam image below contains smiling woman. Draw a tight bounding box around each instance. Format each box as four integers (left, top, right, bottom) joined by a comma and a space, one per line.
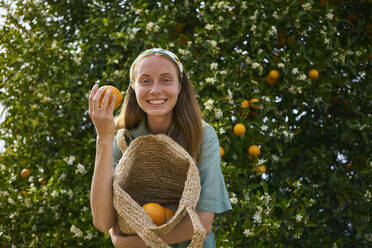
88, 48, 232, 248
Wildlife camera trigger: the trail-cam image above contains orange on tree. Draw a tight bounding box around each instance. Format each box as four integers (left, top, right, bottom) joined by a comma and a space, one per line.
241, 99, 249, 108
142, 203, 166, 226
250, 98, 260, 110
268, 69, 279, 81
220, 146, 224, 157
256, 165, 266, 174
266, 75, 277, 86
233, 123, 246, 136
99, 85, 123, 110
20, 168, 31, 179
248, 145, 261, 157
308, 69, 319, 80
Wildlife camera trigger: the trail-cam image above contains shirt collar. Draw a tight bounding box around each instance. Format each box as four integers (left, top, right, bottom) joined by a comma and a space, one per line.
129, 118, 174, 138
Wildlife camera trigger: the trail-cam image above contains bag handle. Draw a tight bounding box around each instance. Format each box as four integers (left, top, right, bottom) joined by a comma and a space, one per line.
116, 128, 133, 153
186, 207, 207, 248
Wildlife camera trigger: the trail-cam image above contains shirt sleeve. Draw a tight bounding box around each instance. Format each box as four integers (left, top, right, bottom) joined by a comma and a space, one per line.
196, 124, 232, 216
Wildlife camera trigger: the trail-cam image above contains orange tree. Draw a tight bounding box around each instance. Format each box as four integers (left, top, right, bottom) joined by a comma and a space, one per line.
0, 0, 371, 247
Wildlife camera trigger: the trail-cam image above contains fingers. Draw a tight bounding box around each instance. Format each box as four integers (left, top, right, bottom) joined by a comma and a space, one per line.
100, 88, 111, 110
88, 84, 99, 114
108, 95, 116, 112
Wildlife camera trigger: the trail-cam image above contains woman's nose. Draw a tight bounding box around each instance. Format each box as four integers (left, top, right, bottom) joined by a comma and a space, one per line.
150, 81, 161, 94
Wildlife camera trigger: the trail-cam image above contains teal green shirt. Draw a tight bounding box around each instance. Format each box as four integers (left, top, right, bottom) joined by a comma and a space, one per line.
113, 119, 232, 248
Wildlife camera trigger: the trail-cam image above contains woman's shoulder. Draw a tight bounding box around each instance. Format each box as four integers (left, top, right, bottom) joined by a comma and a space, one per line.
201, 120, 217, 137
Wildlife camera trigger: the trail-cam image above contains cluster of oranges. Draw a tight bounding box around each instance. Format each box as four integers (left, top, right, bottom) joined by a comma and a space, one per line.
142, 203, 174, 226
266, 68, 319, 86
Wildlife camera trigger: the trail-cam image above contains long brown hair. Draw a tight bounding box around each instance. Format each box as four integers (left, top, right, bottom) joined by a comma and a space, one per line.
114, 54, 203, 162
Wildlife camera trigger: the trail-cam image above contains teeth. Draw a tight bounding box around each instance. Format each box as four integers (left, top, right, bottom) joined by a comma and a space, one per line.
149, 100, 165, 104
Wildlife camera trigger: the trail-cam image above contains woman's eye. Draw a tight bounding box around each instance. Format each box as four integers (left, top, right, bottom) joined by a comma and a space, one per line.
163, 78, 172, 83
141, 79, 150, 83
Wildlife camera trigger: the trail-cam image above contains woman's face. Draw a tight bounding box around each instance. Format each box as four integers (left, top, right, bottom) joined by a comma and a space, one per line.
133, 55, 181, 121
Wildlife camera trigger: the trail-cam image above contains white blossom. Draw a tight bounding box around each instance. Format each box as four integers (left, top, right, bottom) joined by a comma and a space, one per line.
292, 68, 299, 75
205, 77, 216, 84
219, 127, 225, 134
241, 1, 247, 9
299, 74, 307, 81
65, 156, 75, 165
253, 206, 263, 224
268, 26, 277, 36
258, 159, 267, 166
365, 190, 371, 202
230, 197, 238, 204
210, 63, 218, 70
273, 11, 279, 19
302, 3, 312, 11
207, 40, 218, 47
250, 25, 257, 33
326, 12, 334, 20
203, 99, 214, 111
8, 198, 15, 205
215, 109, 223, 119
314, 97, 322, 104
252, 62, 260, 69
243, 229, 254, 237
278, 63, 285, 68
261, 125, 268, 131
296, 214, 303, 222
205, 24, 214, 30
84, 232, 93, 240
70, 225, 83, 238
146, 22, 154, 31
271, 154, 279, 163
51, 40, 58, 49
76, 163, 86, 174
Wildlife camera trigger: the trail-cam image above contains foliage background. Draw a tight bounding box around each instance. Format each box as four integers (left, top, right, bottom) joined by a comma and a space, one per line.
0, 0, 371, 247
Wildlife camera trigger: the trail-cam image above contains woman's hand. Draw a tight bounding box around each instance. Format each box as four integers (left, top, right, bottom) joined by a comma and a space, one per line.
109, 223, 145, 248
88, 84, 117, 140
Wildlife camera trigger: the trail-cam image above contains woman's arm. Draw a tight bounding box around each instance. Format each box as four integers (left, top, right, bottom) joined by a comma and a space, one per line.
89, 84, 117, 232
110, 212, 214, 247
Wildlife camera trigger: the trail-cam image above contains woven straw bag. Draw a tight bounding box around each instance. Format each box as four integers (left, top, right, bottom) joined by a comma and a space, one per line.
113, 128, 207, 248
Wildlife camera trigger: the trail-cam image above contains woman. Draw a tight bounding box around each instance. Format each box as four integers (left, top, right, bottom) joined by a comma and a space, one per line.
89, 48, 231, 247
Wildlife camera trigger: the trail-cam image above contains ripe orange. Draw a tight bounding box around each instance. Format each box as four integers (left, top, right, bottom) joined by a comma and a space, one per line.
233, 123, 246, 136
20, 168, 31, 179
165, 208, 175, 220
142, 203, 166, 226
250, 98, 260, 110
99, 85, 123, 110
308, 69, 319, 80
241, 99, 250, 108
220, 146, 224, 157
268, 70, 279, 80
256, 165, 266, 174
248, 145, 261, 157
266, 75, 277, 86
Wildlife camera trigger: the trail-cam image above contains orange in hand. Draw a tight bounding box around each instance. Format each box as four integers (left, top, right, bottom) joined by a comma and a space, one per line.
99, 85, 123, 110
142, 203, 166, 226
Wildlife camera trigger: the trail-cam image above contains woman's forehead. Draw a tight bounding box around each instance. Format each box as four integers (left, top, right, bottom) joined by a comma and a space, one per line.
136, 55, 178, 75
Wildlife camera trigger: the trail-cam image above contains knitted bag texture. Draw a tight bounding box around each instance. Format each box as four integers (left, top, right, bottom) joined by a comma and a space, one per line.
113, 128, 206, 248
